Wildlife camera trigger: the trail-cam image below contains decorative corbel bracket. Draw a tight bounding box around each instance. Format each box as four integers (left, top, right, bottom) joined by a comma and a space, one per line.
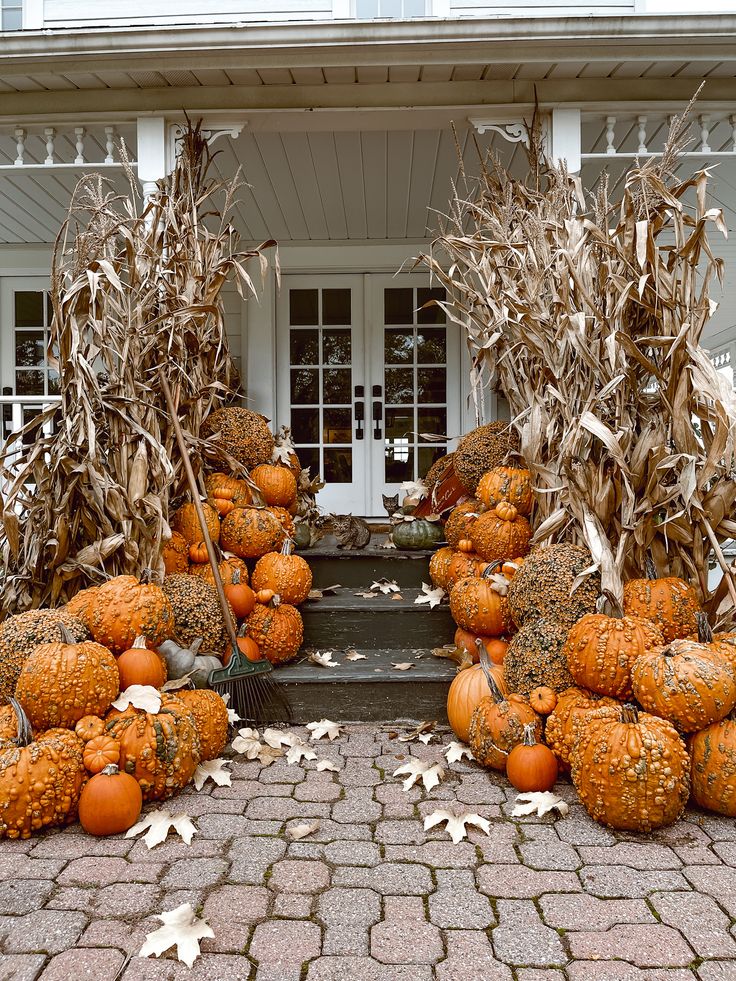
467, 118, 529, 144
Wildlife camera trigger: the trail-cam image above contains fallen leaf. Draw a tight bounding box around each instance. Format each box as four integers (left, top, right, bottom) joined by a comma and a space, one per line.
262, 728, 294, 749
160, 673, 196, 692
110, 685, 161, 714
398, 721, 436, 743
371, 578, 400, 594
257, 745, 284, 767
126, 810, 198, 849
423, 809, 491, 844
139, 903, 214, 968
289, 820, 320, 840
512, 792, 570, 819
379, 539, 397, 550
355, 590, 378, 599
345, 649, 367, 661
392, 662, 414, 671
193, 759, 231, 790
432, 645, 474, 670
309, 651, 339, 668
316, 759, 339, 772
414, 582, 446, 609
444, 741, 473, 764
418, 733, 433, 745
286, 738, 318, 765
392, 593, 404, 601
306, 719, 342, 741
393, 759, 445, 792
231, 727, 262, 759
226, 707, 241, 725
309, 584, 342, 599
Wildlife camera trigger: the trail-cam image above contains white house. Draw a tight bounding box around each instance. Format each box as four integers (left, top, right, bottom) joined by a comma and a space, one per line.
1, 1, 736, 514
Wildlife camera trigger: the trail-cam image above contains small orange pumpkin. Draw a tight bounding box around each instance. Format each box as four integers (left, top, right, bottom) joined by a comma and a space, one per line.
506, 722, 558, 792
251, 464, 298, 508
78, 764, 143, 837
529, 686, 557, 715
188, 541, 209, 565
75, 715, 106, 743
117, 636, 167, 691
224, 570, 257, 620
457, 539, 474, 553
454, 627, 508, 665
83, 734, 121, 774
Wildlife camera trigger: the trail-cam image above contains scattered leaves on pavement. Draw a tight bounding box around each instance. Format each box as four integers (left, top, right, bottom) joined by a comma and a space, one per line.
306, 719, 342, 741
512, 792, 570, 819
316, 759, 339, 772
231, 727, 263, 759
423, 809, 491, 844
397, 721, 436, 743
371, 578, 400, 594
193, 759, 231, 790
393, 759, 445, 792
289, 820, 320, 840
345, 649, 367, 661
126, 810, 198, 849
444, 741, 473, 764
392, 662, 415, 671
139, 903, 214, 968
286, 738, 318, 765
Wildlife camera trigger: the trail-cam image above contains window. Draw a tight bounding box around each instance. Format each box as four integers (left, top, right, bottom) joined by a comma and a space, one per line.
1, 0, 22, 31
356, 0, 427, 17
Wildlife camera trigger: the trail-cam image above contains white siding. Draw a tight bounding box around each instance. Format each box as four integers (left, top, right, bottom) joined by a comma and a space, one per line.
43, 0, 332, 28
450, 0, 634, 14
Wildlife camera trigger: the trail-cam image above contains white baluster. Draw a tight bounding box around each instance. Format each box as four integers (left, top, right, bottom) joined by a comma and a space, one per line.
14, 128, 25, 166
74, 127, 85, 165
637, 115, 647, 155
104, 126, 115, 164
44, 127, 55, 166
699, 114, 711, 153
605, 116, 616, 155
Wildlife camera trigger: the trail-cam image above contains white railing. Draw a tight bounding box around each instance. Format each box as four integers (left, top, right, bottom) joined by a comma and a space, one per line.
0, 123, 136, 172
582, 112, 736, 161
0, 395, 61, 445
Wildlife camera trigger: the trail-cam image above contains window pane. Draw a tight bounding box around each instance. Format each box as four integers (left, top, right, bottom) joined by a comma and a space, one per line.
323, 407, 352, 444
16, 370, 44, 395
356, 0, 377, 15
322, 368, 351, 404
323, 329, 351, 365
322, 289, 351, 326
418, 445, 447, 477
385, 367, 413, 404
15, 292, 44, 328
416, 328, 446, 364
417, 287, 446, 324
385, 407, 413, 441
3, 7, 22, 30
289, 289, 318, 326
385, 329, 414, 364
290, 329, 319, 365
384, 288, 413, 325
417, 367, 446, 403
379, 0, 401, 14
403, 0, 426, 14
385, 443, 414, 483
297, 447, 320, 477
15, 331, 45, 367
48, 371, 60, 396
290, 368, 319, 404
291, 407, 319, 444
418, 407, 447, 438
324, 448, 352, 483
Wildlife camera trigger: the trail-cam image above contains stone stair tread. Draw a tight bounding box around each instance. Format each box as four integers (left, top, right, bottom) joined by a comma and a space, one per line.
302, 586, 440, 612
275, 646, 456, 684
303, 533, 439, 560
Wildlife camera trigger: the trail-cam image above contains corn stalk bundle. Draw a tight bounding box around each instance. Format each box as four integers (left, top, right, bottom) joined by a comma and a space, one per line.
0, 122, 273, 612
418, 116, 736, 615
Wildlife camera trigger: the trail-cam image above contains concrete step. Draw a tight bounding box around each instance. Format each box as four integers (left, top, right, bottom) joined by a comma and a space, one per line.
299, 534, 439, 590
300, 587, 455, 651
275, 646, 456, 723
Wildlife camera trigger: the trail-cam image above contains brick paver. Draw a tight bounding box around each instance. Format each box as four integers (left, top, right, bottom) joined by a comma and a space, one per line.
0, 722, 734, 979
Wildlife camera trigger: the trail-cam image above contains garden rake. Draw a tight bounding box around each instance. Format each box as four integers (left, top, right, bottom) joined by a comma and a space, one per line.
159, 371, 293, 724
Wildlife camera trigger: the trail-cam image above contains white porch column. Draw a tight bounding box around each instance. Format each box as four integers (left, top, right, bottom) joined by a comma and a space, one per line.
136, 117, 168, 199
551, 108, 582, 174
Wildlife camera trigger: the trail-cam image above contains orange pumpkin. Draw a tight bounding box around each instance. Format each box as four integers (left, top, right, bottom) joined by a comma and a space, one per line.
188, 541, 209, 565
88, 573, 175, 656
65, 585, 102, 628
189, 554, 249, 587
470, 503, 532, 563
446, 660, 508, 743
75, 715, 105, 743
689, 710, 736, 816
544, 686, 617, 770
177, 689, 229, 761
78, 763, 142, 836
270, 506, 296, 539
204, 472, 253, 508
171, 501, 221, 547
444, 501, 485, 548
162, 532, 189, 576
83, 734, 121, 774
235, 633, 262, 664
506, 723, 558, 792
224, 570, 257, 620
623, 559, 700, 643
251, 464, 298, 508
477, 466, 533, 516
449, 571, 512, 637
251, 542, 313, 606
246, 596, 304, 665
429, 547, 456, 590
454, 627, 508, 665
117, 636, 167, 691
529, 686, 557, 715
220, 507, 286, 559
468, 653, 541, 770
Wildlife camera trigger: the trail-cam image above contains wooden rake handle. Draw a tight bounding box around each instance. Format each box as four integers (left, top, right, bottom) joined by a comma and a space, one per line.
159, 371, 241, 654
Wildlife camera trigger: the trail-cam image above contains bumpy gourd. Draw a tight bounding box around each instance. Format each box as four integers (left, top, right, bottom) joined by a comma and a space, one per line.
477, 466, 533, 515
507, 543, 600, 629
623, 558, 699, 643
444, 501, 485, 549
88, 573, 175, 655
0, 608, 89, 704
246, 597, 304, 665
0, 700, 87, 839
15, 625, 119, 730
446, 660, 508, 743
251, 463, 298, 507
178, 689, 229, 761
470, 504, 532, 563
571, 703, 690, 832
171, 500, 221, 547
468, 653, 541, 771
189, 554, 249, 587
449, 570, 512, 637
544, 686, 618, 770
689, 710, 736, 816
252, 542, 313, 606
161, 532, 189, 575
631, 638, 736, 733
104, 694, 200, 801
503, 617, 574, 696
564, 593, 664, 699
220, 507, 286, 559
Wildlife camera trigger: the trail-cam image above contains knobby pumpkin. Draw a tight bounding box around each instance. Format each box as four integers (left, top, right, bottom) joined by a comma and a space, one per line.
446, 660, 507, 743
477, 466, 533, 515
623, 557, 700, 644
544, 686, 618, 770
177, 689, 229, 761
246, 595, 304, 665
470, 503, 532, 564
88, 573, 175, 655
251, 541, 313, 606
689, 710, 736, 817
449, 569, 512, 637
468, 651, 541, 771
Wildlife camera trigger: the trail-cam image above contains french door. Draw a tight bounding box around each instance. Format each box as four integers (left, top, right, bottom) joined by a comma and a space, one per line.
277, 273, 461, 516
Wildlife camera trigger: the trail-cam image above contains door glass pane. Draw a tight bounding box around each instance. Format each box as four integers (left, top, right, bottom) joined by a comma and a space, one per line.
289, 289, 318, 326
385, 444, 414, 483
291, 407, 319, 444
15, 331, 45, 367
417, 407, 447, 438
15, 291, 44, 328
48, 371, 60, 396
385, 407, 413, 440
385, 329, 413, 364
417, 368, 446, 403
418, 445, 447, 476
299, 447, 320, 476
323, 407, 352, 444
323, 368, 351, 404
290, 368, 319, 404
323, 329, 351, 365
416, 328, 446, 364
322, 289, 351, 326
385, 367, 413, 404
16, 370, 44, 395
324, 448, 352, 483
384, 288, 413, 325
290, 329, 319, 365
417, 287, 446, 324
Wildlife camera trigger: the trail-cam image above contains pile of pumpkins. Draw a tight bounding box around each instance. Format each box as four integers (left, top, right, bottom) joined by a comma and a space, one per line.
432, 463, 736, 833
0, 595, 231, 840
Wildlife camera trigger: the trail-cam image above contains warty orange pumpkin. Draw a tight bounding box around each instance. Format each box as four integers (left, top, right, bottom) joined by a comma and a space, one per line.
470, 503, 532, 563
449, 569, 512, 637
444, 501, 485, 548
544, 686, 618, 770
246, 595, 304, 665
251, 463, 298, 508
477, 465, 533, 515
446, 659, 508, 743
689, 710, 736, 817
251, 541, 313, 606
623, 557, 700, 643
220, 507, 286, 559
88, 573, 175, 655
171, 500, 221, 547
177, 689, 229, 761
468, 652, 541, 770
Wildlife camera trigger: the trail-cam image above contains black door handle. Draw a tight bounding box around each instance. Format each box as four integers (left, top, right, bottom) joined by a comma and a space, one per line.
354, 385, 364, 440
372, 384, 382, 440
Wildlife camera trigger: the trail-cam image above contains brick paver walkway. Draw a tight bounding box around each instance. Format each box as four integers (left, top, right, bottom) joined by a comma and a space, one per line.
1, 724, 735, 980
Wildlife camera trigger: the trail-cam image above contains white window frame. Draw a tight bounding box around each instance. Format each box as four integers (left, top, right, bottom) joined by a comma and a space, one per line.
333, 0, 444, 16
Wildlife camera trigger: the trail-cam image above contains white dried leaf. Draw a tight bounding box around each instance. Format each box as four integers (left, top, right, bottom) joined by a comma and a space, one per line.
126, 810, 198, 849
139, 903, 214, 968
444, 741, 473, 764
355, 591, 379, 599
345, 649, 367, 661
110, 685, 161, 714
414, 582, 446, 609
289, 820, 320, 840
316, 759, 339, 772
286, 738, 318, 765
370, 578, 400, 594
418, 733, 433, 745
398, 721, 436, 743
392, 662, 414, 671
423, 809, 491, 844
262, 727, 295, 749
512, 792, 569, 819
306, 719, 342, 741
231, 727, 262, 759
193, 759, 231, 790
161, 673, 196, 692
309, 651, 339, 668
393, 759, 445, 792
257, 744, 284, 767
226, 707, 241, 725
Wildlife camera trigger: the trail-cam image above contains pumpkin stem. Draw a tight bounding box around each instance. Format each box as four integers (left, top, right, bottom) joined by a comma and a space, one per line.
597, 589, 624, 619
281, 539, 293, 557
100, 763, 121, 776
57, 623, 79, 645
131, 635, 149, 650
621, 703, 639, 724
7, 697, 33, 747
140, 568, 160, 586
521, 722, 538, 746
695, 611, 713, 644
478, 648, 504, 703
645, 554, 657, 581
483, 561, 503, 579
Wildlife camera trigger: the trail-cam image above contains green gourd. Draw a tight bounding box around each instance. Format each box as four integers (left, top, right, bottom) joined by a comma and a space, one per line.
392, 520, 443, 551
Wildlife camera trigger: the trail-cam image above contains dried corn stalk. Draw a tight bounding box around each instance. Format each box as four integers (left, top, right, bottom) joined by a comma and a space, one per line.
0, 121, 274, 612
418, 115, 736, 615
